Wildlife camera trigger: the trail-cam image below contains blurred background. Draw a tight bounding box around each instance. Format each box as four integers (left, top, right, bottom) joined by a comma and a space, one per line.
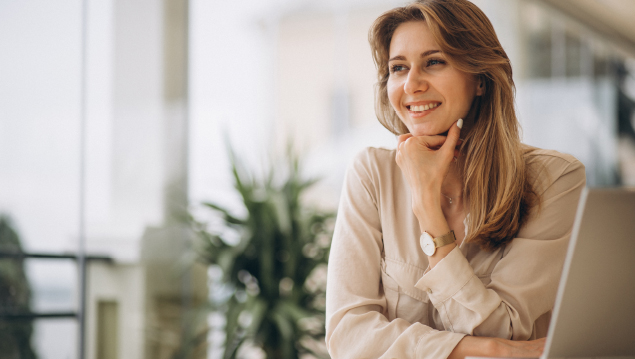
0, 0, 634, 358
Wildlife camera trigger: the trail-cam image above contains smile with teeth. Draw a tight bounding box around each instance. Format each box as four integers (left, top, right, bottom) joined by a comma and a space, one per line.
408, 102, 441, 112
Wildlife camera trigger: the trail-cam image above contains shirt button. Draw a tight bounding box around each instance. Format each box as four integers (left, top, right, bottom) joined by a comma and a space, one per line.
427, 289, 432, 294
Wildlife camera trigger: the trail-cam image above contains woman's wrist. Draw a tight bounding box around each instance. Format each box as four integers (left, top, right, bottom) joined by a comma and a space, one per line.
417, 212, 450, 238
411, 189, 456, 267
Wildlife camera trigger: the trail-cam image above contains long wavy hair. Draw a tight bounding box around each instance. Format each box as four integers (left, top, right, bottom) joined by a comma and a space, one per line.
369, 0, 539, 251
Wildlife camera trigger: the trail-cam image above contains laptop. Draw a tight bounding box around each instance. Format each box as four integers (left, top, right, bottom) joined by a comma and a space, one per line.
468, 188, 635, 359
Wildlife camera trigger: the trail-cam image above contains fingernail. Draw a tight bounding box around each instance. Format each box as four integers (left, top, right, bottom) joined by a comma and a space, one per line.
457, 119, 463, 129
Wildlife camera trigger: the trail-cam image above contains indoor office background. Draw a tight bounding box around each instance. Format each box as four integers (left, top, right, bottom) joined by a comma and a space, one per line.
0, 0, 634, 359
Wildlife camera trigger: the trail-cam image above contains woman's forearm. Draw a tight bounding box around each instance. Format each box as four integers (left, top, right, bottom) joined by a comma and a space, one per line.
413, 190, 449, 236
448, 336, 547, 359
448, 335, 497, 359
413, 193, 455, 268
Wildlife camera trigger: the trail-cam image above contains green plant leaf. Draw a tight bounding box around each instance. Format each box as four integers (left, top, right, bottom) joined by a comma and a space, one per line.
202, 202, 245, 225
270, 309, 294, 342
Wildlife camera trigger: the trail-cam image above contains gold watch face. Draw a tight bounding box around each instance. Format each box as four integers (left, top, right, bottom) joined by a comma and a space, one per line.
420, 232, 436, 256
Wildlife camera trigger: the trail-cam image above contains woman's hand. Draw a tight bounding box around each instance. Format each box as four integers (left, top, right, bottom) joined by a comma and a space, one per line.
395, 119, 462, 221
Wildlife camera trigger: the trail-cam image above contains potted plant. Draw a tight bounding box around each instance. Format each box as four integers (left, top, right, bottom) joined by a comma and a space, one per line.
191, 147, 334, 359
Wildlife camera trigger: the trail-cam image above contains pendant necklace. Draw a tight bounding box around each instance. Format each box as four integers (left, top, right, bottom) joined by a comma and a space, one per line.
442, 193, 453, 204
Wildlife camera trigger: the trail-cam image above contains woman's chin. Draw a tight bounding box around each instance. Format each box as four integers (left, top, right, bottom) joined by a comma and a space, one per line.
408, 124, 451, 137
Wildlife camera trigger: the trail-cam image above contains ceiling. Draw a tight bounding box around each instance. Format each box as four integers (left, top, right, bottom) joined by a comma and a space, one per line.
538, 0, 635, 57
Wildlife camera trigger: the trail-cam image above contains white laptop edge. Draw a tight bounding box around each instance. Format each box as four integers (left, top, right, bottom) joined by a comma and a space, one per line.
540, 187, 590, 359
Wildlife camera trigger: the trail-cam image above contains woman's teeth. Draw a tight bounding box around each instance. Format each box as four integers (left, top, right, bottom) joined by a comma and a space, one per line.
409, 103, 440, 112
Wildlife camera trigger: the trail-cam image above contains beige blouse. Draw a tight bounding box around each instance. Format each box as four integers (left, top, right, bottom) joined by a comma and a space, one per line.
325, 146, 586, 359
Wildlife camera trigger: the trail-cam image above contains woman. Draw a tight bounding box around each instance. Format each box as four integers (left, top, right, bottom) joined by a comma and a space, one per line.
325, 0, 586, 358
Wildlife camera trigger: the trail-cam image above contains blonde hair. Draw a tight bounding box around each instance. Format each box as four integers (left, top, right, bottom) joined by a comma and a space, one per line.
369, 0, 538, 251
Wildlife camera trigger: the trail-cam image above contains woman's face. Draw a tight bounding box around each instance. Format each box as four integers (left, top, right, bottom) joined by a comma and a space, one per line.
387, 21, 482, 137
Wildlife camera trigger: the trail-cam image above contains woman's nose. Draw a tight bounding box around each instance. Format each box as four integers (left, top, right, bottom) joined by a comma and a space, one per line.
404, 68, 428, 95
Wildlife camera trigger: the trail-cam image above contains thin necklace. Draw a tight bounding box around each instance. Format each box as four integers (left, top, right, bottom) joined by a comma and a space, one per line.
442, 193, 453, 204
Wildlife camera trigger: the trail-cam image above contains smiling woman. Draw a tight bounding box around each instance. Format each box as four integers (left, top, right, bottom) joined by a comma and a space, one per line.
386, 21, 481, 137
325, 1, 586, 359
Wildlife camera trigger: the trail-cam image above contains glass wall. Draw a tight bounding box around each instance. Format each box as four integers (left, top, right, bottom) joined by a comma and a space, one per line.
1, 0, 199, 358
1, 1, 83, 358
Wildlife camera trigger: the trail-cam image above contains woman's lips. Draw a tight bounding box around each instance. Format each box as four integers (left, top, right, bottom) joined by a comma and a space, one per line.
408, 103, 441, 118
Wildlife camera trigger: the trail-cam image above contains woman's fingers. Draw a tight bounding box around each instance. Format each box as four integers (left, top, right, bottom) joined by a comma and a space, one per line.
397, 134, 413, 151
441, 119, 463, 157
401, 135, 447, 151
398, 120, 464, 164
420, 135, 447, 149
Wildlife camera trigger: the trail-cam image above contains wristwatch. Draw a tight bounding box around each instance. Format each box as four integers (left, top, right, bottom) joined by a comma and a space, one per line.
420, 230, 456, 256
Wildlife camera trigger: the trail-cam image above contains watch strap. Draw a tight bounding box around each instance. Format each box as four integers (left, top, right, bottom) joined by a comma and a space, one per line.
433, 230, 456, 248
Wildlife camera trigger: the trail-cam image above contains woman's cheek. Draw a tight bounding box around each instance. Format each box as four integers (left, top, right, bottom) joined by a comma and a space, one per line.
386, 83, 398, 110
389, 86, 408, 125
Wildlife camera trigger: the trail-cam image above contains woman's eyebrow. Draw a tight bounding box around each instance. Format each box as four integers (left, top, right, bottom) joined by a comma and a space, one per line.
388, 50, 442, 62
421, 50, 441, 57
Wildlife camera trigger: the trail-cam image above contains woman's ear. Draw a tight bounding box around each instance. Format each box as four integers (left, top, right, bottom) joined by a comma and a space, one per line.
476, 76, 485, 96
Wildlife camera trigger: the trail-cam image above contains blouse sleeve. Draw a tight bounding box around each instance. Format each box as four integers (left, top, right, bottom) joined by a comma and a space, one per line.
325, 149, 466, 359
413, 155, 586, 340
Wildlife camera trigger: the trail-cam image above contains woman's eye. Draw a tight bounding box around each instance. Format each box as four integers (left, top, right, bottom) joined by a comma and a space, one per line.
427, 59, 445, 67
390, 65, 406, 73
